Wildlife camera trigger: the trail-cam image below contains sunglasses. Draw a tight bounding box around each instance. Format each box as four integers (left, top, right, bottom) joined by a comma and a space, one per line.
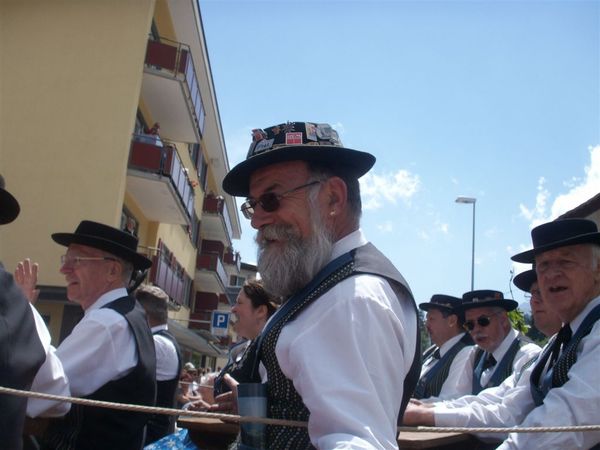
240, 180, 321, 219
463, 311, 502, 332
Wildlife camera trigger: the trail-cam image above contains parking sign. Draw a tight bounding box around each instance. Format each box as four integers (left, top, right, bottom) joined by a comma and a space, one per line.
211, 311, 230, 337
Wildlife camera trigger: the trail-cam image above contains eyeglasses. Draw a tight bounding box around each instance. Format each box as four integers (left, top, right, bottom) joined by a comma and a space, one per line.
60, 255, 117, 266
463, 311, 503, 332
240, 180, 321, 219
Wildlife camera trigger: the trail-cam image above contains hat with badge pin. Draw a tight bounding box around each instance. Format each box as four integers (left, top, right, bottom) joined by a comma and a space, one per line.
222, 121, 376, 196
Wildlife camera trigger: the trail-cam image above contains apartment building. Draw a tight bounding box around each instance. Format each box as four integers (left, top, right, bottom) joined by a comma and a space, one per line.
0, 0, 250, 367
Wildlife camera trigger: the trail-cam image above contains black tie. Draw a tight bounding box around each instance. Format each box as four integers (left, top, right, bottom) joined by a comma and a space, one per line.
550, 324, 572, 368
432, 349, 441, 360
483, 353, 496, 370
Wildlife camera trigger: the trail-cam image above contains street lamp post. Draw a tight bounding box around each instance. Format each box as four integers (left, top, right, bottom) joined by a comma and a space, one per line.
455, 196, 476, 291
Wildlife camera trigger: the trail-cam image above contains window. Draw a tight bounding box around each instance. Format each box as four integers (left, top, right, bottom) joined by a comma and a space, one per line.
230, 275, 245, 287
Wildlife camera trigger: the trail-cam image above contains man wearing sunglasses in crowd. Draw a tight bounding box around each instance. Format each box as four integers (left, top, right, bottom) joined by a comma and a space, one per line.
216, 121, 419, 449
458, 289, 541, 395
403, 268, 562, 447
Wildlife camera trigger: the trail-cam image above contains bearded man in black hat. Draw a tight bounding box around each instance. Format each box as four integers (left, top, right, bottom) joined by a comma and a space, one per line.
41, 220, 156, 450
493, 218, 600, 450
218, 121, 419, 449
413, 295, 474, 401
457, 289, 540, 395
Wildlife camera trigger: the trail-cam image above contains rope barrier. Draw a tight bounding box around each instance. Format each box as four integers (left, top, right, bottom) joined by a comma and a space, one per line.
4, 385, 600, 434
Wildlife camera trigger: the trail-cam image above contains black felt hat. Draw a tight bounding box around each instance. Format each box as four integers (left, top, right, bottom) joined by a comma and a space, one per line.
222, 121, 376, 196
513, 269, 537, 293
0, 175, 20, 224
458, 289, 518, 312
511, 219, 600, 263
52, 220, 152, 270
419, 294, 462, 314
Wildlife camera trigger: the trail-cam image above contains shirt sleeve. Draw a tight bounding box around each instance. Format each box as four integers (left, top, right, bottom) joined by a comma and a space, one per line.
153, 334, 179, 381
497, 323, 600, 450
56, 309, 137, 397
26, 305, 71, 417
277, 275, 417, 449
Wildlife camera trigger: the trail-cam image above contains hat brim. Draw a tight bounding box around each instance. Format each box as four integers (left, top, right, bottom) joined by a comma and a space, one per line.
513, 270, 537, 293
52, 232, 152, 270
511, 232, 600, 263
419, 303, 456, 314
457, 299, 518, 312
0, 188, 20, 224
222, 145, 376, 196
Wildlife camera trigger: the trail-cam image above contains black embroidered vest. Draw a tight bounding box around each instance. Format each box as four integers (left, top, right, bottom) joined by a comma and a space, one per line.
413, 333, 473, 399
145, 328, 181, 445
530, 304, 600, 405
253, 243, 419, 449
214, 340, 257, 396
43, 296, 157, 450
471, 335, 525, 394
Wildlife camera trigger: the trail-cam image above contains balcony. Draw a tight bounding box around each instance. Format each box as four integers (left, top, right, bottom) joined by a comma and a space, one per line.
149, 242, 192, 308
141, 37, 206, 143
127, 135, 195, 225
195, 252, 228, 294
201, 194, 234, 246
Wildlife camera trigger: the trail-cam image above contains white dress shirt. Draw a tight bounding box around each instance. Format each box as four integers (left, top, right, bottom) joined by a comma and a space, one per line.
497, 295, 600, 450
26, 305, 70, 417
473, 328, 540, 388
151, 324, 179, 381
420, 333, 474, 402
263, 229, 417, 450
54, 288, 138, 397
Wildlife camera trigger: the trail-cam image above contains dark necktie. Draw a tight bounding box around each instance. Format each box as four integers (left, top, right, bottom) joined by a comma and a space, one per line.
549, 324, 572, 368
483, 353, 497, 370
432, 349, 441, 360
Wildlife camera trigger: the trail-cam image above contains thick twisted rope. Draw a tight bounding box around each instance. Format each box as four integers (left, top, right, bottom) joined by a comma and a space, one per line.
4, 386, 600, 434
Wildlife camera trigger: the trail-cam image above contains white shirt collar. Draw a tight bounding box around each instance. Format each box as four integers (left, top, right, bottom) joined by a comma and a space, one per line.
85, 287, 128, 315
491, 327, 519, 360
439, 332, 467, 357
330, 229, 367, 261
569, 294, 600, 334
151, 324, 168, 333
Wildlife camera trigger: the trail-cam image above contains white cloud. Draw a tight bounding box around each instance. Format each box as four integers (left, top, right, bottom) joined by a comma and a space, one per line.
418, 229, 430, 240
360, 169, 420, 210
520, 145, 600, 228
451, 177, 459, 185
377, 221, 393, 233
438, 222, 449, 234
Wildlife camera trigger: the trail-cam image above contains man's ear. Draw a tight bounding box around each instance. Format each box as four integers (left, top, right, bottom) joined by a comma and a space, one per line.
324, 176, 348, 214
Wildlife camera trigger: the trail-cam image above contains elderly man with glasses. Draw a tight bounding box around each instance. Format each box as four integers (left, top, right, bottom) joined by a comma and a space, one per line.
36, 220, 157, 450
216, 121, 420, 449
457, 290, 541, 394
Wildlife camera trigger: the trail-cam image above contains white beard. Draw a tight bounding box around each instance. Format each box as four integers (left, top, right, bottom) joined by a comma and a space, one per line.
256, 212, 334, 300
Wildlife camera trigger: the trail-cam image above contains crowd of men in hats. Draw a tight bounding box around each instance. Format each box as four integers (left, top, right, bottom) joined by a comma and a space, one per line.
0, 120, 599, 450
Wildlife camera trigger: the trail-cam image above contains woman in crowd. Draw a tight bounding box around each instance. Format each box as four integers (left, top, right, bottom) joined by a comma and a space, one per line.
213, 279, 278, 396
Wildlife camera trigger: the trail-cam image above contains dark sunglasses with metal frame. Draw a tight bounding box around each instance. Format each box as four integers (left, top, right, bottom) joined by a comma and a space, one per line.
462, 310, 503, 332
240, 180, 321, 219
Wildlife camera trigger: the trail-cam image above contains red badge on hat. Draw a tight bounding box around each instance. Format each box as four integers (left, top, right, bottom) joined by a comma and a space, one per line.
285, 132, 303, 145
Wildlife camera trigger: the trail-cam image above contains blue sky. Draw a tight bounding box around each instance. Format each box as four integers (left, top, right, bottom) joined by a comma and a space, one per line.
200, 0, 600, 308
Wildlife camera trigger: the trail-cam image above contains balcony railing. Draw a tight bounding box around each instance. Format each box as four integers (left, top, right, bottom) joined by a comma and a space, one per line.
196, 252, 228, 291
144, 37, 206, 137
202, 194, 234, 244
150, 245, 192, 308
128, 134, 195, 223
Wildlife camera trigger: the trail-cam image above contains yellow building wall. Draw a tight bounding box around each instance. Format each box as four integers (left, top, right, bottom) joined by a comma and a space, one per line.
0, 0, 156, 286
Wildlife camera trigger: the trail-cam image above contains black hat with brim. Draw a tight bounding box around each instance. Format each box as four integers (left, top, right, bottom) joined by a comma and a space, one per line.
52, 220, 152, 270
511, 218, 600, 263
222, 122, 375, 197
513, 269, 537, 293
457, 289, 518, 312
419, 294, 462, 314
0, 175, 20, 224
